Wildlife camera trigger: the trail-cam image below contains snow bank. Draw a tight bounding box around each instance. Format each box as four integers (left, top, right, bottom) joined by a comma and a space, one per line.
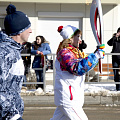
21, 84, 120, 96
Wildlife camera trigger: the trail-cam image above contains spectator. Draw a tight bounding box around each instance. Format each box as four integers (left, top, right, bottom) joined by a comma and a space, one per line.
21, 42, 32, 87
50, 25, 105, 120
0, 4, 32, 120
31, 35, 51, 89
107, 27, 120, 91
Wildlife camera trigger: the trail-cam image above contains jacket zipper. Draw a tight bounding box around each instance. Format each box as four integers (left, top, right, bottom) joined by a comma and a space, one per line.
69, 85, 73, 100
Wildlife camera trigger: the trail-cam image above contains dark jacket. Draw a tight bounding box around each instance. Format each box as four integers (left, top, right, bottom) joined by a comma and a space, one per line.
107, 33, 120, 59
79, 40, 87, 52
21, 42, 31, 74
31, 42, 51, 68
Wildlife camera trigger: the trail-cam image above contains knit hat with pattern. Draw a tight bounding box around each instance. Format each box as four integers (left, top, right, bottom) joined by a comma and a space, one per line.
4, 4, 31, 36
57, 25, 78, 39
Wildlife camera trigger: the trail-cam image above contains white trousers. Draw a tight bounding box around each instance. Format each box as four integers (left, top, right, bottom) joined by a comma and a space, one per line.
50, 106, 88, 120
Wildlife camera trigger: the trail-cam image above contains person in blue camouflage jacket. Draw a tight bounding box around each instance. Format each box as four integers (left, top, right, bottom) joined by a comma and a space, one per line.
0, 4, 32, 120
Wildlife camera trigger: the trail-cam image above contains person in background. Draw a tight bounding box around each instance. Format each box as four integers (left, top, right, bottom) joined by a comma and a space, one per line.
0, 4, 32, 120
50, 25, 105, 120
107, 27, 120, 91
21, 42, 32, 87
31, 35, 51, 89
79, 39, 87, 52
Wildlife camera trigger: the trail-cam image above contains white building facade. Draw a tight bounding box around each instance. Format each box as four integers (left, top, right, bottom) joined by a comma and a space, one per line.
0, 0, 120, 60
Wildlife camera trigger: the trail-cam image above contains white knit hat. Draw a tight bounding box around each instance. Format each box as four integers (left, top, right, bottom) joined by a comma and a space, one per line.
57, 25, 78, 39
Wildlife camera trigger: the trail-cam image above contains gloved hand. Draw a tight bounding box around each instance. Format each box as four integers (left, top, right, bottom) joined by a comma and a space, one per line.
94, 44, 105, 59
98, 44, 105, 49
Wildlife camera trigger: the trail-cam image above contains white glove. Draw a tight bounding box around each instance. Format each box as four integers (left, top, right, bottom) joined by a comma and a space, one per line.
95, 49, 105, 59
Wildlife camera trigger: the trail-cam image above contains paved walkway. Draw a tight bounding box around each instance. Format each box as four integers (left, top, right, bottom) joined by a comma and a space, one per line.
23, 105, 120, 120
21, 95, 120, 106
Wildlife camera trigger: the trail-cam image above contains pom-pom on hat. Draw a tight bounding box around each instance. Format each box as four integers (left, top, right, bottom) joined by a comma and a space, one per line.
58, 25, 78, 39
4, 4, 31, 36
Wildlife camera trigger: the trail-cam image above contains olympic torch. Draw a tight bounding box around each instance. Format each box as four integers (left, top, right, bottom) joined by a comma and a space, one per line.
90, 0, 104, 74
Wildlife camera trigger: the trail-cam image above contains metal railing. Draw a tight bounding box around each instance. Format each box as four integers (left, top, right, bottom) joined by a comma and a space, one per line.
21, 53, 120, 92
21, 53, 56, 92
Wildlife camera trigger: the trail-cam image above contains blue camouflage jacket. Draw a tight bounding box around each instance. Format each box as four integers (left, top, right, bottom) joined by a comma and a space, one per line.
0, 31, 24, 119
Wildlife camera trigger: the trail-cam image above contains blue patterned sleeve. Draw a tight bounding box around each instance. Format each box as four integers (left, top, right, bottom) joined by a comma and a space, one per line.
57, 49, 98, 76
77, 53, 98, 75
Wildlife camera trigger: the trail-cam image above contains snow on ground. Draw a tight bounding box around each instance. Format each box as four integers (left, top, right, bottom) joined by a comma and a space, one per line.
21, 83, 120, 96
84, 84, 120, 96
45, 84, 120, 96
84, 84, 116, 92
45, 84, 116, 93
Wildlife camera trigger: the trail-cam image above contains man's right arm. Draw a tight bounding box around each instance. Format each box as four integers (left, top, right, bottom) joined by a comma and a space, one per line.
107, 33, 116, 46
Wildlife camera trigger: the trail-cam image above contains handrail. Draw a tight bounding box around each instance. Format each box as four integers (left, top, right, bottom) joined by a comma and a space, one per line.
21, 53, 120, 92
